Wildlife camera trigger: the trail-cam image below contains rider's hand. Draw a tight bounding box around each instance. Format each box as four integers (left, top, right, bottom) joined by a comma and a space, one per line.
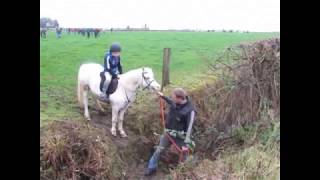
112, 75, 119, 79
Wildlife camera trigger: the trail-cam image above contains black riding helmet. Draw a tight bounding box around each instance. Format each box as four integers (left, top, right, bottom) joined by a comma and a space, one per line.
110, 43, 121, 53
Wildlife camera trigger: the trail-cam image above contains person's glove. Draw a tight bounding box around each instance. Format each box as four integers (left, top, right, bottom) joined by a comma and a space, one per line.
184, 137, 192, 144
184, 138, 195, 151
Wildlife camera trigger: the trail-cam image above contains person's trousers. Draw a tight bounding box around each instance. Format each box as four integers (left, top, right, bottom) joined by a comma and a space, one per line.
147, 134, 171, 169
147, 134, 187, 169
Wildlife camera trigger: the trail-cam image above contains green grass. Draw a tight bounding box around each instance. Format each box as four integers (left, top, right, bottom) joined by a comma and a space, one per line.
40, 31, 279, 125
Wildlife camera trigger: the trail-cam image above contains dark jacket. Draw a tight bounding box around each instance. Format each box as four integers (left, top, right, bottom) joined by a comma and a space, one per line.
162, 96, 196, 133
103, 52, 123, 78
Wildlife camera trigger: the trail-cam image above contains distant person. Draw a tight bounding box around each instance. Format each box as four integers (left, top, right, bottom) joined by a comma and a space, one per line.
110, 28, 113, 33
144, 88, 196, 176
99, 43, 123, 101
81, 29, 86, 36
77, 28, 82, 35
40, 27, 47, 38
56, 27, 62, 38
73, 28, 78, 35
86, 28, 91, 38
93, 28, 100, 38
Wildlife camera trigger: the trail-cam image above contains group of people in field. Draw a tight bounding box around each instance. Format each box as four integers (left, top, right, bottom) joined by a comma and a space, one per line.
66, 28, 103, 38
40, 28, 103, 39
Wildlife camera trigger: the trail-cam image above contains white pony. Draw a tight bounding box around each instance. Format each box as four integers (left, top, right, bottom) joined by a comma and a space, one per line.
77, 63, 161, 137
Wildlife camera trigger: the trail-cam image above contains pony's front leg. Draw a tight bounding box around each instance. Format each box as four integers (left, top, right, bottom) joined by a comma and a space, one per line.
83, 89, 91, 120
118, 109, 127, 138
111, 108, 119, 136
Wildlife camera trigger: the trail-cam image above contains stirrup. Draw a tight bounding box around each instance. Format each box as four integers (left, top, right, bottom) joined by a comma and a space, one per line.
99, 94, 109, 102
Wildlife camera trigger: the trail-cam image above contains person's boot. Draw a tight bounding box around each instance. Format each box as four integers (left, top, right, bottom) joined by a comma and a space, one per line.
144, 168, 156, 176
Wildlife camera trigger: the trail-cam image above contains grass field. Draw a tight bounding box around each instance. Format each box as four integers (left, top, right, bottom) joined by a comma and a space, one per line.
40, 31, 279, 125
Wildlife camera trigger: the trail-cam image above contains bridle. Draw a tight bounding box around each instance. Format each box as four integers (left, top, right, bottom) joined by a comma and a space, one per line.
141, 67, 155, 90
122, 68, 155, 106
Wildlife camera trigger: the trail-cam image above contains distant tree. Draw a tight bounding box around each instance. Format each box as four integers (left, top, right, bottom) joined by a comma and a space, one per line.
40, 17, 50, 28
53, 20, 59, 28
40, 17, 59, 28
229, 29, 233, 33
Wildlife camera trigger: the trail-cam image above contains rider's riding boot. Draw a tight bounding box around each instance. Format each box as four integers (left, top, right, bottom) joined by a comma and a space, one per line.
99, 94, 109, 102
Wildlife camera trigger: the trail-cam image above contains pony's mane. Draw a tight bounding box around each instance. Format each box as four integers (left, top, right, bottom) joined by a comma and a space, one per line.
122, 67, 152, 75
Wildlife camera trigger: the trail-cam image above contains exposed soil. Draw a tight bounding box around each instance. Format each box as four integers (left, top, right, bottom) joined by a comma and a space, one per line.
86, 106, 171, 180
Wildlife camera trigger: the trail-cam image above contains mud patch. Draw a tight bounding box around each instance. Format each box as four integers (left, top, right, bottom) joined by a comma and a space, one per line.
84, 107, 171, 179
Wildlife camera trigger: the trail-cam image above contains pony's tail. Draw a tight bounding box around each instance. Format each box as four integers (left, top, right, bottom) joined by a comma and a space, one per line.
77, 73, 84, 108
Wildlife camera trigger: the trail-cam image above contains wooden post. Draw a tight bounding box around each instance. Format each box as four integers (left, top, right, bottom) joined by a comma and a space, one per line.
161, 48, 171, 91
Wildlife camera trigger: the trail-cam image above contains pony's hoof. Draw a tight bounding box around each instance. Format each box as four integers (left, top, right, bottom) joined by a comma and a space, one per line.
120, 132, 127, 138
111, 130, 117, 137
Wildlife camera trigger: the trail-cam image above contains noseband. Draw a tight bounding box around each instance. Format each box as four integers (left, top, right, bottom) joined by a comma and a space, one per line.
142, 68, 155, 90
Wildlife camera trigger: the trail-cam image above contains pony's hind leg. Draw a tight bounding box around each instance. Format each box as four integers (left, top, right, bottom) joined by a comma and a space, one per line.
96, 99, 106, 112
118, 109, 127, 138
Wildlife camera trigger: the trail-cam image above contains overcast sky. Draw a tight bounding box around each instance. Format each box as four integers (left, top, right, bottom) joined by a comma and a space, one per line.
40, 0, 280, 32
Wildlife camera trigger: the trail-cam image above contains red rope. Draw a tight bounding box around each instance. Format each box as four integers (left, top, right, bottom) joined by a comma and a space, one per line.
159, 96, 190, 162
159, 98, 166, 128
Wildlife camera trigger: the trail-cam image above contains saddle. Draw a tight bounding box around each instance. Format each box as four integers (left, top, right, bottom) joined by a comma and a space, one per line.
100, 76, 118, 95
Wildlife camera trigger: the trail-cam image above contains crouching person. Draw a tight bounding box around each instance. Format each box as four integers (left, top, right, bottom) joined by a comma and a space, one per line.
145, 88, 196, 176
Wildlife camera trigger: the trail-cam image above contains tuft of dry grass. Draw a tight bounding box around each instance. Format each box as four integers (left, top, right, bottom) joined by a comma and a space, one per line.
40, 120, 126, 180
190, 38, 280, 152
167, 38, 280, 180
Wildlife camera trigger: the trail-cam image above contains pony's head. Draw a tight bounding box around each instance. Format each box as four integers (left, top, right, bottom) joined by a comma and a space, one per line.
140, 67, 161, 91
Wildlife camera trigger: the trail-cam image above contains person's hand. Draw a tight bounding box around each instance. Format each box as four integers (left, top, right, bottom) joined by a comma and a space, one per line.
157, 91, 164, 97
112, 75, 119, 80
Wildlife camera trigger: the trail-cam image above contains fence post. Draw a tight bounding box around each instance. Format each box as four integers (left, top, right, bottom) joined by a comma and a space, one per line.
161, 48, 171, 91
